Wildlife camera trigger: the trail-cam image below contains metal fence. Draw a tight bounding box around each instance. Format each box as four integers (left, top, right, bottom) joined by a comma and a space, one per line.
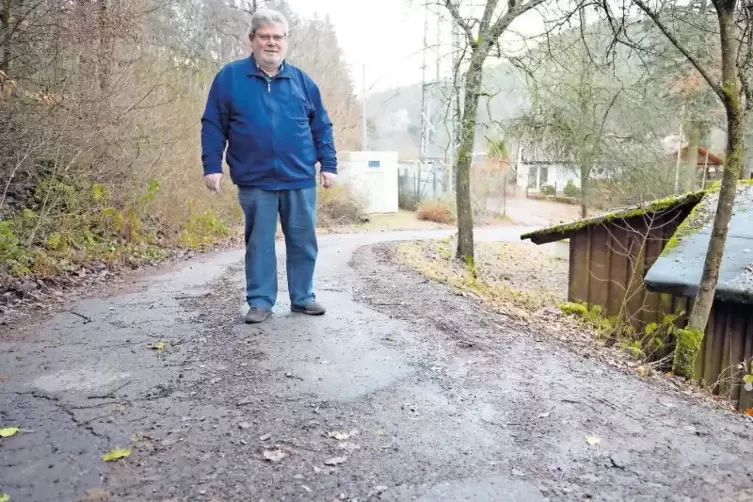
397, 162, 450, 208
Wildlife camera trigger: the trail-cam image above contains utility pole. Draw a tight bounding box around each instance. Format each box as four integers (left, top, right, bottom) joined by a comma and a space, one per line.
419, 0, 429, 164
361, 64, 367, 151
450, 4, 461, 194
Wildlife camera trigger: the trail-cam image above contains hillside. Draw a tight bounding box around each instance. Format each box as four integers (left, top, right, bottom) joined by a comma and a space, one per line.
364, 61, 530, 159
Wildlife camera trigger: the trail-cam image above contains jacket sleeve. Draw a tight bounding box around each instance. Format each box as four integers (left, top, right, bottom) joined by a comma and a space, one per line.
305, 77, 338, 174
200, 69, 229, 176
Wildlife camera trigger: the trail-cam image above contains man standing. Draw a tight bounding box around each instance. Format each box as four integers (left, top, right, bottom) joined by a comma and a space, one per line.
200, 8, 337, 324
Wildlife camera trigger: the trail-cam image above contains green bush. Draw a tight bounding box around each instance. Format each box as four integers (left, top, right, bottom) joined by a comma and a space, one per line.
563, 180, 580, 197
540, 184, 556, 196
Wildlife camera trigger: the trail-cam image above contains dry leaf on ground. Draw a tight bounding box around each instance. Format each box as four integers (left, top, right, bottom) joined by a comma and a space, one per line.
150, 342, 168, 351
324, 456, 347, 466
263, 449, 287, 462
328, 431, 351, 441
0, 493, 9, 502
585, 435, 601, 446
82, 488, 110, 500
0, 427, 19, 438
101, 448, 131, 462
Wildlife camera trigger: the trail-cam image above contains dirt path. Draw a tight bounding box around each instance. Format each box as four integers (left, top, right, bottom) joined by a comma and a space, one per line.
490, 195, 582, 227
1, 229, 752, 502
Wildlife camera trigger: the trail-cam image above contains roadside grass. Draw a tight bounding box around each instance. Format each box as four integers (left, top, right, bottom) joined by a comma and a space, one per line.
395, 236, 568, 319
394, 235, 747, 414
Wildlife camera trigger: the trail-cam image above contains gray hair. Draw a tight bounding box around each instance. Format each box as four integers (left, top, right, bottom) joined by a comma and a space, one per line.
249, 8, 289, 37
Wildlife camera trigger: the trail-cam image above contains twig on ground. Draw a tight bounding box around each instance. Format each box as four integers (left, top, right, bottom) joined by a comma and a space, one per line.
69, 310, 92, 323
87, 380, 131, 400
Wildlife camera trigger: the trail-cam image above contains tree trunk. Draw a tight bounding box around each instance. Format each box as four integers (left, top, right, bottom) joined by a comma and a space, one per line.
97, 0, 111, 94
454, 48, 488, 262
579, 163, 589, 218
679, 3, 744, 377
0, 0, 12, 74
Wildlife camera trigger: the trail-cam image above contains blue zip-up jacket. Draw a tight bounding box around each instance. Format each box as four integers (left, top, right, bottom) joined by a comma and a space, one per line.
200, 56, 337, 190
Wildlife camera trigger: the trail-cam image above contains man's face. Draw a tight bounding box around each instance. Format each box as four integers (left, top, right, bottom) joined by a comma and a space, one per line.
250, 23, 287, 68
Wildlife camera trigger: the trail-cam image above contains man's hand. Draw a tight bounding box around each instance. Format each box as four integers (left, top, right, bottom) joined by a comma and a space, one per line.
204, 173, 222, 193
320, 171, 336, 188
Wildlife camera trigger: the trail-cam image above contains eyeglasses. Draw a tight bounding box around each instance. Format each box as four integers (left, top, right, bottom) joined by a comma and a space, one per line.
254, 34, 285, 42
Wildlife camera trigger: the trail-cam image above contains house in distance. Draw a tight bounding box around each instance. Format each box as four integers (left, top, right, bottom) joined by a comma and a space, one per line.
520, 183, 753, 411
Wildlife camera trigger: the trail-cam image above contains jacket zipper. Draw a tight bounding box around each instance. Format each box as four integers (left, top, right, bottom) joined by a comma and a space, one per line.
267, 76, 276, 183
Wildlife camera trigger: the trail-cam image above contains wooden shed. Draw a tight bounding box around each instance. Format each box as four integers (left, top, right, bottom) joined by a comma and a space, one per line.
521, 184, 753, 410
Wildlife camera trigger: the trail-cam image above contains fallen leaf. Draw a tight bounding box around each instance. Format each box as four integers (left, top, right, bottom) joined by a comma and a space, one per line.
328, 431, 350, 441
82, 488, 110, 500
263, 449, 287, 463
744, 409, 753, 417
150, 342, 168, 351
585, 435, 601, 446
0, 494, 9, 502
338, 442, 361, 452
324, 456, 347, 466
0, 427, 20, 438
101, 448, 131, 462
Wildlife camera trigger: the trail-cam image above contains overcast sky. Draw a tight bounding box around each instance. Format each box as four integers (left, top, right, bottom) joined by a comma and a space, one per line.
284, 0, 589, 96
286, 0, 429, 94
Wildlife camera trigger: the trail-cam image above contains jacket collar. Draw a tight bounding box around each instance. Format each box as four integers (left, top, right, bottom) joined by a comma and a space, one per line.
247, 54, 291, 78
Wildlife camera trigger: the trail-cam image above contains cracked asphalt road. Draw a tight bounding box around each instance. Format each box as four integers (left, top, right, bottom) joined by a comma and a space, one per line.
1, 227, 752, 502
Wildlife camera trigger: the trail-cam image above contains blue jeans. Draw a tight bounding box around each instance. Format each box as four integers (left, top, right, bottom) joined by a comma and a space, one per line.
237, 186, 317, 310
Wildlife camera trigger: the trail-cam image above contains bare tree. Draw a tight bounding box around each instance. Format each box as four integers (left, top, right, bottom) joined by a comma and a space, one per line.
439, 0, 550, 262
599, 0, 753, 376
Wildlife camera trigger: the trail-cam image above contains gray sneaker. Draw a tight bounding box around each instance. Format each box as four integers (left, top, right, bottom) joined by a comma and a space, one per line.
245, 307, 272, 324
291, 301, 326, 316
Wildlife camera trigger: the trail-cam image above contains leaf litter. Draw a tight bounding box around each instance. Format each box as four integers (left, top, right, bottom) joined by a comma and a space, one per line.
101, 448, 131, 462
328, 430, 357, 441
585, 435, 601, 446
263, 448, 287, 463
324, 456, 347, 466
0, 427, 20, 438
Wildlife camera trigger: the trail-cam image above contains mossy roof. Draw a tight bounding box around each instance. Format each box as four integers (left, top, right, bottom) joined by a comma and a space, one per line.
519, 190, 706, 245
643, 183, 753, 305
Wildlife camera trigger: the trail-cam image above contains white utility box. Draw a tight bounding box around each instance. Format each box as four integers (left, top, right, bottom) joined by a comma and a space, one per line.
337, 151, 399, 214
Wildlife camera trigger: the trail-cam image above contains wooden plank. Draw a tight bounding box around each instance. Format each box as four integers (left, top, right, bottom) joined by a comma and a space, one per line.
728, 307, 746, 404
643, 218, 667, 325
625, 232, 647, 335
603, 226, 617, 318
702, 308, 716, 387
719, 310, 732, 397
569, 231, 588, 303
588, 226, 609, 307
707, 306, 727, 394
606, 222, 630, 322
738, 314, 753, 411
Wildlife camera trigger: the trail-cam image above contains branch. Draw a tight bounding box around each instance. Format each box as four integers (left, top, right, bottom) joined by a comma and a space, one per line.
632, 0, 723, 98
442, 0, 478, 49
480, 0, 500, 37
489, 0, 549, 41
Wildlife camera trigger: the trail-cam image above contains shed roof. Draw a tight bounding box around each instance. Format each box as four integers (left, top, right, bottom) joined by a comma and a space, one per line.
643, 184, 753, 304
519, 190, 706, 245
